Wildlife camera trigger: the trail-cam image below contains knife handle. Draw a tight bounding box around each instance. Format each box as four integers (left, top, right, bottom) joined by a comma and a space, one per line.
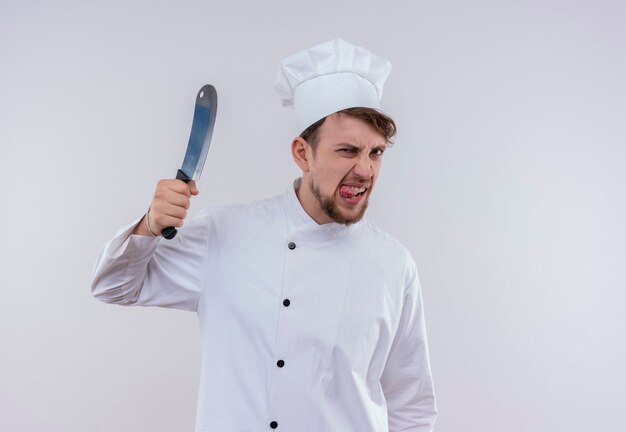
161, 169, 191, 240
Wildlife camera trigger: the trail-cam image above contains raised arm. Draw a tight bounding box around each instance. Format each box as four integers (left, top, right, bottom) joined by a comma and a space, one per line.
91, 179, 207, 311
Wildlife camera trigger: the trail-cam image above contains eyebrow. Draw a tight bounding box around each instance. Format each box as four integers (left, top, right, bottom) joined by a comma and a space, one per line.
336, 143, 387, 152
336, 143, 360, 150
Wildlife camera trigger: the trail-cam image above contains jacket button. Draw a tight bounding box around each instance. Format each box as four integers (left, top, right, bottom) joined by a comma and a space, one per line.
283, 299, 290, 307
276, 359, 285, 368
270, 421, 278, 429
288, 241, 296, 250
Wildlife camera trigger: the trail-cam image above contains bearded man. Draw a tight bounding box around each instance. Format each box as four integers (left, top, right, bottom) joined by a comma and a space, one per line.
91, 38, 437, 432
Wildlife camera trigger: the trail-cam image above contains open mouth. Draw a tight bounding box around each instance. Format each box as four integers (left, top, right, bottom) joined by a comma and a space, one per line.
339, 185, 368, 200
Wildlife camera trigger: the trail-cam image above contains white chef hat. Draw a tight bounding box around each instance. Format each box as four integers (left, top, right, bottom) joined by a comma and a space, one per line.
274, 38, 392, 132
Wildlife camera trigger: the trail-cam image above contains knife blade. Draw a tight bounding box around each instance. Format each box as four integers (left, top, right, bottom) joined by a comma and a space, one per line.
162, 84, 218, 240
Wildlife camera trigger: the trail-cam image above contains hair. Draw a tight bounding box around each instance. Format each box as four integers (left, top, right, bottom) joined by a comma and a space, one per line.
299, 107, 397, 150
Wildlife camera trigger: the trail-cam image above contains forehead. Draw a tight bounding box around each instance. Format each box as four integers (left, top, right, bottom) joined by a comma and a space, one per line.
317, 113, 386, 147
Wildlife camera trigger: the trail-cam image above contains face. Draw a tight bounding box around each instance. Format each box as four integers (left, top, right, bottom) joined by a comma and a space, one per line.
292, 113, 387, 225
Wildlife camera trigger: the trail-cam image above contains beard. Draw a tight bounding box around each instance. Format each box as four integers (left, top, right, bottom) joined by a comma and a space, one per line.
308, 176, 369, 225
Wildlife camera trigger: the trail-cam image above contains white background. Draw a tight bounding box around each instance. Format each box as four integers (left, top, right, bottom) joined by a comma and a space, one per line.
1, 0, 625, 431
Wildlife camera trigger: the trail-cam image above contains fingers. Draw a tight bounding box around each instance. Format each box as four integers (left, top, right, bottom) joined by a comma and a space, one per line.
150, 200, 187, 227
149, 179, 199, 232
157, 179, 193, 198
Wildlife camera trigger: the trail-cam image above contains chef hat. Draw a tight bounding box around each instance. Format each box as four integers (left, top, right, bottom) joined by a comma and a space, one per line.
274, 38, 392, 131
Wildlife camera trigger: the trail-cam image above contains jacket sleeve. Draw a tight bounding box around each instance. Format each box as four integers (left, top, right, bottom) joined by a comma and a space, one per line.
90, 210, 211, 312
381, 262, 437, 431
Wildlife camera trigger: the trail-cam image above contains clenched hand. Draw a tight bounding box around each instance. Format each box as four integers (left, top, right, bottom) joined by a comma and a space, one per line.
133, 179, 199, 237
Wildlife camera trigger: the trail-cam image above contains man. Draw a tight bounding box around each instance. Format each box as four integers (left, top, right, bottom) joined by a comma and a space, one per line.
92, 39, 437, 432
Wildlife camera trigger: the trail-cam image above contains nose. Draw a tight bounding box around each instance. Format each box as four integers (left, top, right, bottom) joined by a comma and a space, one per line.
352, 153, 374, 179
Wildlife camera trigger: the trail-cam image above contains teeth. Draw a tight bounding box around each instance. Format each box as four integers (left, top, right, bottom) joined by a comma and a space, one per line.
349, 186, 366, 193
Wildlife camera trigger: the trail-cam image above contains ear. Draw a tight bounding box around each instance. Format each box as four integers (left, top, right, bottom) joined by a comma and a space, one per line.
291, 137, 311, 172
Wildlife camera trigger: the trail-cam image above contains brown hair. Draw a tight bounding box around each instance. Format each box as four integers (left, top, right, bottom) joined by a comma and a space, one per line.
299, 107, 397, 150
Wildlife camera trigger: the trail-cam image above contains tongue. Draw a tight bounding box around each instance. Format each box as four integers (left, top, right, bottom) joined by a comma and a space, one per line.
339, 185, 357, 199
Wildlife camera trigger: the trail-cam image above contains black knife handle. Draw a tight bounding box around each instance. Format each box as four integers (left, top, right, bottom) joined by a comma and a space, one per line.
161, 169, 191, 240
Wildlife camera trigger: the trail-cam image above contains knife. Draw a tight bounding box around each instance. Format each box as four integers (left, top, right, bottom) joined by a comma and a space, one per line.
162, 84, 218, 240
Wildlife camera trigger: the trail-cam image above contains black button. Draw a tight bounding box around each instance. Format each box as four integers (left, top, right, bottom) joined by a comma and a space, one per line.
270, 421, 278, 429
283, 299, 290, 307
277, 359, 285, 368
288, 241, 296, 250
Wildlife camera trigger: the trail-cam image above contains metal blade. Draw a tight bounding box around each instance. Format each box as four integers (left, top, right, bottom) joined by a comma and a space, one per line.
180, 84, 218, 179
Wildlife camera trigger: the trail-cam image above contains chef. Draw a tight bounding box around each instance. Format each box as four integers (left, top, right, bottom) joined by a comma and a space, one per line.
91, 38, 437, 432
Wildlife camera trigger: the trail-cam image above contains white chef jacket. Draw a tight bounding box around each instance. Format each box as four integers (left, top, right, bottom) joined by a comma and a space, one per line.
91, 179, 437, 432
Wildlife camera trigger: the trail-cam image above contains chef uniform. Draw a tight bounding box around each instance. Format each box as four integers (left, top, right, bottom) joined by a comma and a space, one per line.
91, 39, 437, 432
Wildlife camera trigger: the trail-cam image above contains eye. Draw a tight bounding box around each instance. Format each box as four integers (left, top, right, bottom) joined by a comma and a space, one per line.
371, 148, 385, 157
338, 148, 358, 154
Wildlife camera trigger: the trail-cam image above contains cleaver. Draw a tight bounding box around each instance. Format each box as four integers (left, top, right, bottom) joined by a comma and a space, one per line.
162, 84, 218, 240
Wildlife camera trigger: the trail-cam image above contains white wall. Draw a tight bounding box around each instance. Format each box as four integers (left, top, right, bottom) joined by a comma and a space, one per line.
1, 0, 625, 431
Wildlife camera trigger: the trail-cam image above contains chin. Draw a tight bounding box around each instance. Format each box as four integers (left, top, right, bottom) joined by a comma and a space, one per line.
326, 200, 369, 225
309, 176, 371, 225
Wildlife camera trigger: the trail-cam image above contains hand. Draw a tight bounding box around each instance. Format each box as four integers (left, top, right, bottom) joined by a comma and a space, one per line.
133, 179, 199, 237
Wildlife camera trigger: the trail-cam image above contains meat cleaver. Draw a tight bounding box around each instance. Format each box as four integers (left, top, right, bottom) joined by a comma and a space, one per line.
162, 84, 218, 240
